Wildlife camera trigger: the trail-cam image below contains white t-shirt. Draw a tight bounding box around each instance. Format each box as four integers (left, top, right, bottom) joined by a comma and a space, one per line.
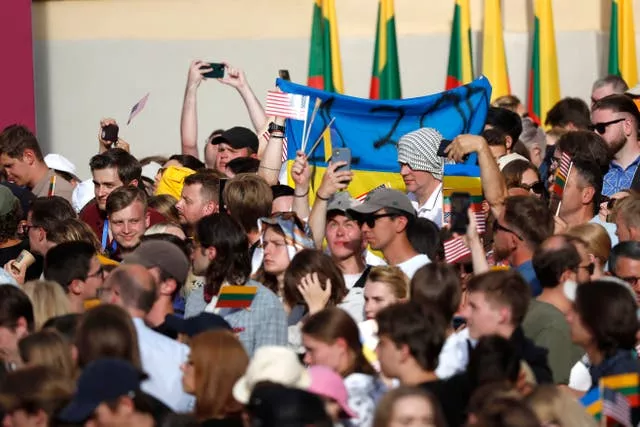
395, 254, 431, 279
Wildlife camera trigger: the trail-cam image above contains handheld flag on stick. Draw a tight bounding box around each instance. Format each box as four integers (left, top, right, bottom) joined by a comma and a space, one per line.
444, 237, 471, 264
602, 388, 632, 427
306, 117, 335, 157
550, 152, 572, 216
265, 91, 310, 121
127, 93, 150, 125
48, 175, 56, 197
215, 285, 258, 309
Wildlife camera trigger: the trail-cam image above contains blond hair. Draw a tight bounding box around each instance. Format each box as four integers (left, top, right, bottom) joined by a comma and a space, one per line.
613, 192, 640, 228
48, 218, 101, 252
22, 280, 70, 330
366, 266, 409, 299
566, 223, 612, 266
526, 385, 597, 427
18, 330, 76, 380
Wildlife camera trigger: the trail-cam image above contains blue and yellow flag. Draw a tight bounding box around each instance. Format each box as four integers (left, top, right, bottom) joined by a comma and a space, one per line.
277, 77, 492, 201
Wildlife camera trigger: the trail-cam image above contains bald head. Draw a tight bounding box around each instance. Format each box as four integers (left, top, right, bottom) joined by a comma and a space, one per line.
103, 265, 156, 314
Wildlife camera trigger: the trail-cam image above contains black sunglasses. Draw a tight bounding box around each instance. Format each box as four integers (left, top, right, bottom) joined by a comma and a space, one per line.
494, 221, 524, 240
356, 213, 397, 228
519, 181, 546, 195
577, 263, 595, 276
588, 118, 625, 134
600, 195, 621, 210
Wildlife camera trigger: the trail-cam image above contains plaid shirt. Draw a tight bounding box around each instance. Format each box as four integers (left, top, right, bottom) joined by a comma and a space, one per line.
186, 280, 287, 357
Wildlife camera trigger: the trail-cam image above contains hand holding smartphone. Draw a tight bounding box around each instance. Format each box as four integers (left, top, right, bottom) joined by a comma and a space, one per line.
450, 192, 471, 235
101, 124, 119, 143
332, 148, 352, 172
201, 63, 225, 79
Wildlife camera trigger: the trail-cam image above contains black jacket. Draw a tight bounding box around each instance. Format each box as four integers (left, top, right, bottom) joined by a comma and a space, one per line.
510, 326, 553, 384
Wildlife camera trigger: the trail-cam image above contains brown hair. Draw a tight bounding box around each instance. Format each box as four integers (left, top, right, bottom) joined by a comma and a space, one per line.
0, 366, 74, 417
565, 223, 612, 266
148, 194, 180, 224
410, 263, 461, 321
48, 218, 102, 252
74, 304, 142, 369
0, 125, 44, 161
223, 173, 273, 233
18, 329, 75, 379
501, 160, 539, 189
22, 280, 71, 331
189, 330, 249, 420
184, 173, 221, 204
613, 192, 640, 229
366, 266, 408, 300
302, 308, 376, 377
283, 249, 348, 310
105, 185, 148, 216
467, 270, 531, 326
526, 384, 597, 427
503, 195, 554, 248
373, 386, 446, 427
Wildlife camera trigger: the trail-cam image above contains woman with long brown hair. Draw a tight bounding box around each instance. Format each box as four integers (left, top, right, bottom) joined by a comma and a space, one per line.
18, 329, 76, 379
181, 330, 249, 427
302, 308, 380, 427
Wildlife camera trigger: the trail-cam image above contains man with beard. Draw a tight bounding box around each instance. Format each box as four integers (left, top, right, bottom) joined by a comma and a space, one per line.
105, 186, 150, 260
591, 94, 640, 196
492, 195, 554, 296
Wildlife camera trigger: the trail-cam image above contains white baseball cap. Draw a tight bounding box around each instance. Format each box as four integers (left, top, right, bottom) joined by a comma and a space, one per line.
45, 153, 77, 176
232, 346, 311, 404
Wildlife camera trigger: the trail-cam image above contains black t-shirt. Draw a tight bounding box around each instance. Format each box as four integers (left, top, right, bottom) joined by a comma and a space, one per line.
201, 416, 244, 427
152, 321, 178, 340
419, 374, 472, 427
0, 240, 44, 282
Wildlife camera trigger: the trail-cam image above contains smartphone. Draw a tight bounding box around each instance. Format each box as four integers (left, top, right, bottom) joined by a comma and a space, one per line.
101, 124, 119, 143
450, 192, 471, 234
219, 178, 228, 209
332, 148, 351, 172
202, 63, 225, 79
437, 139, 453, 157
279, 69, 291, 81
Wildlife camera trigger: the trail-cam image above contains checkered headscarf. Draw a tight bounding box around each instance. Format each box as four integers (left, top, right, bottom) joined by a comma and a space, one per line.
397, 128, 444, 181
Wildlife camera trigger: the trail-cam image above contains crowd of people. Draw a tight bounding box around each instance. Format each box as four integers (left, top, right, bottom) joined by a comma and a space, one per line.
0, 63, 639, 427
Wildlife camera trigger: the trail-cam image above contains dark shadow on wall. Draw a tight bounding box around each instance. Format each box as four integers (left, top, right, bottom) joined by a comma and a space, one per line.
31, 1, 53, 154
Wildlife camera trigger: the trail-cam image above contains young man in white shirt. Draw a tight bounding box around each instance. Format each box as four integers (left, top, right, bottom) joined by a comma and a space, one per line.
347, 188, 429, 279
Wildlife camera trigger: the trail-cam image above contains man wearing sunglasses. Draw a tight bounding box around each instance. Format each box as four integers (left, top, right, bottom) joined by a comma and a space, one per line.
591, 94, 640, 196
609, 241, 640, 303
347, 188, 429, 279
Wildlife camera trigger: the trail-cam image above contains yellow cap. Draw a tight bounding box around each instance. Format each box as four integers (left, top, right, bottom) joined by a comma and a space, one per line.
155, 166, 196, 200
97, 253, 119, 267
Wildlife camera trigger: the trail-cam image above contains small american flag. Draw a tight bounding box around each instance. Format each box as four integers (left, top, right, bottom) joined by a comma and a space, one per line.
444, 237, 471, 264
356, 184, 389, 203
552, 151, 572, 197
265, 91, 309, 121
127, 93, 150, 125
603, 388, 632, 427
261, 129, 288, 163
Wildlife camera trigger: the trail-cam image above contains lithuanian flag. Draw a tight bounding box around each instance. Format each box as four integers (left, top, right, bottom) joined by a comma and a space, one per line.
482, 0, 510, 101
445, 0, 474, 90
609, 0, 638, 88
369, 0, 401, 100
308, 0, 344, 93
528, 0, 560, 126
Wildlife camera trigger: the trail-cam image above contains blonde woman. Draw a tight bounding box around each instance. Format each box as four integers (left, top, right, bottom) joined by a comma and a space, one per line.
363, 266, 408, 320
22, 280, 70, 330
526, 385, 597, 427
565, 223, 611, 280
18, 329, 76, 379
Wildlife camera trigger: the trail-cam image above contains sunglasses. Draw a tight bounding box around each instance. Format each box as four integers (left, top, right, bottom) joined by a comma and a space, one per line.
494, 221, 524, 240
577, 263, 595, 276
588, 118, 625, 134
356, 213, 397, 228
518, 181, 546, 195
600, 195, 621, 210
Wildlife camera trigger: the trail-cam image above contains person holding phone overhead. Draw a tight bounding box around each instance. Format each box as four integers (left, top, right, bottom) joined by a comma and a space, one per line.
396, 128, 445, 227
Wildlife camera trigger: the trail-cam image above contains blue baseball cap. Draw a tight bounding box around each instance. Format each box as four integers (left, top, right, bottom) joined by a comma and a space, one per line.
164, 312, 232, 337
58, 359, 147, 423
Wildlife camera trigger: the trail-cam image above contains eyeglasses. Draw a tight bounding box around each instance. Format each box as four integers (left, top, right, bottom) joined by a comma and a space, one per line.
494, 221, 524, 240
356, 213, 397, 228
518, 181, 546, 195
576, 263, 595, 276
617, 275, 640, 287
588, 118, 625, 134
86, 266, 104, 280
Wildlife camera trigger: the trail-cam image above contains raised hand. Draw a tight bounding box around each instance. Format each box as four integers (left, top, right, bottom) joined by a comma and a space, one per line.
298, 272, 332, 315
218, 63, 247, 90
187, 60, 211, 90
317, 162, 354, 200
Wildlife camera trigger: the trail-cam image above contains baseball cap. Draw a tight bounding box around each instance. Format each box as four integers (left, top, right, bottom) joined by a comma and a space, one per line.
123, 240, 189, 284
307, 366, 356, 418
58, 359, 147, 423
232, 346, 311, 404
326, 191, 358, 214
211, 126, 259, 153
164, 312, 231, 337
397, 128, 445, 180
0, 185, 18, 216
346, 188, 415, 218
45, 153, 77, 177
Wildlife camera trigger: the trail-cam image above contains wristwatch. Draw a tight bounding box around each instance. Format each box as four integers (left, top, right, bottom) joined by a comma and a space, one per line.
268, 122, 286, 134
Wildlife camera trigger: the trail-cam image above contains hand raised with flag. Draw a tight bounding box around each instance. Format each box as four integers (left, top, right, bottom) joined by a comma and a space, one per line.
187, 60, 211, 90
316, 162, 353, 200
445, 134, 487, 162
218, 62, 248, 90
298, 272, 332, 315
291, 151, 312, 189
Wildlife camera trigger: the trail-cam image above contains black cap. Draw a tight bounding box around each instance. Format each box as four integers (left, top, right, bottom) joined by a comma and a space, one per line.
164, 312, 232, 337
211, 126, 259, 153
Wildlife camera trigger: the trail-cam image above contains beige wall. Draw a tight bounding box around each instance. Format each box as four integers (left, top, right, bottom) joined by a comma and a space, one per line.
31, 0, 640, 179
